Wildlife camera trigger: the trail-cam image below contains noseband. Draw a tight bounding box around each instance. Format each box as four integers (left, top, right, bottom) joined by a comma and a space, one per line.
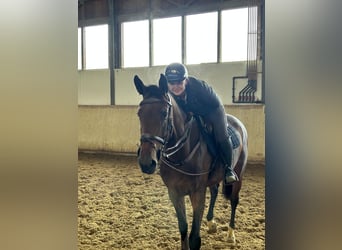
140, 133, 165, 145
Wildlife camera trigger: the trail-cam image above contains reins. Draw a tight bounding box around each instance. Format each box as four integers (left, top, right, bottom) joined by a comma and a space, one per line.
161, 141, 213, 176
162, 116, 193, 158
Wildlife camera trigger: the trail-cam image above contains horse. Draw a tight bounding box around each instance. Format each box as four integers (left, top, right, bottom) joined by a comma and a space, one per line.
134, 74, 248, 250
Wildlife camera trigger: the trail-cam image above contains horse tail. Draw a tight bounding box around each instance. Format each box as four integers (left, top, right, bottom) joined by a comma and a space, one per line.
222, 183, 233, 199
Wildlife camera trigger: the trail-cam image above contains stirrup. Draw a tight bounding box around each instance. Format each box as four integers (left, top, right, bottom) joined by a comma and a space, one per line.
224, 170, 239, 184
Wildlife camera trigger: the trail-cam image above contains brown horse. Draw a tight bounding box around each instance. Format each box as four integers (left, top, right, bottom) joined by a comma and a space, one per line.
134, 74, 248, 250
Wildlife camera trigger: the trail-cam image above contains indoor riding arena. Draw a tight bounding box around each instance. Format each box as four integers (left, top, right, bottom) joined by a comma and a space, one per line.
78, 0, 265, 249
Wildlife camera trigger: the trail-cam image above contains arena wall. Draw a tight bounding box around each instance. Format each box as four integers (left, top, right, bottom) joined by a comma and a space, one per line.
78, 104, 264, 163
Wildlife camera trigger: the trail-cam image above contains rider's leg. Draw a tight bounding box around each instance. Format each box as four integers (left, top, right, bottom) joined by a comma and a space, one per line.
205, 106, 238, 184
217, 137, 239, 183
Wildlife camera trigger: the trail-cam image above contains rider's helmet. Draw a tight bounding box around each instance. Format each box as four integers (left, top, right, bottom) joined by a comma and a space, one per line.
165, 63, 188, 83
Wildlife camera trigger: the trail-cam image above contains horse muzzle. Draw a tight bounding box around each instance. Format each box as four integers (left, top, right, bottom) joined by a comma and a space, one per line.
137, 144, 160, 174
139, 159, 157, 174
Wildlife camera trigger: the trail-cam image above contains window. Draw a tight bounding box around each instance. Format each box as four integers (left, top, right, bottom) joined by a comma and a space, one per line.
122, 20, 149, 67
221, 8, 248, 62
78, 27, 82, 70
84, 24, 108, 69
186, 12, 218, 64
247, 6, 258, 61
78, 8, 259, 69
153, 16, 182, 66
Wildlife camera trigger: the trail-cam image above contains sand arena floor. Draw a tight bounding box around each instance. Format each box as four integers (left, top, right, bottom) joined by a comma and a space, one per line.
78, 153, 265, 249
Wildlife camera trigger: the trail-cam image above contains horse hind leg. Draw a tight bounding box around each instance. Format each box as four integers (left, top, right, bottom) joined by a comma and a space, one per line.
206, 184, 219, 233
222, 181, 241, 245
227, 194, 239, 244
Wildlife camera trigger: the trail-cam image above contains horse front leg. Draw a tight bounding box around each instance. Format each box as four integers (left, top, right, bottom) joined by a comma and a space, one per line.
168, 190, 189, 250
189, 188, 206, 250
206, 184, 219, 233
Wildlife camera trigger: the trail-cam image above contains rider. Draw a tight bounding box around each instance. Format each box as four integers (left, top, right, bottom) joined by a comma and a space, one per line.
164, 62, 238, 184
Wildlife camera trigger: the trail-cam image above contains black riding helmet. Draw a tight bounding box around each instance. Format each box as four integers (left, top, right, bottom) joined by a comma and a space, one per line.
165, 63, 188, 83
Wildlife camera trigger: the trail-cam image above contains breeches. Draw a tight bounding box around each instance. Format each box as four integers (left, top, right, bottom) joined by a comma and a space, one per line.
203, 106, 229, 143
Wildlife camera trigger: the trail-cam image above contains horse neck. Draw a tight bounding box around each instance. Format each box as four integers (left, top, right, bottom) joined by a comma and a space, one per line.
166, 95, 200, 160
170, 95, 188, 138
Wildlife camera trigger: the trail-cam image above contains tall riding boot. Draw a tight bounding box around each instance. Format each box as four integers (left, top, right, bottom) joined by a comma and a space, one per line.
218, 138, 239, 184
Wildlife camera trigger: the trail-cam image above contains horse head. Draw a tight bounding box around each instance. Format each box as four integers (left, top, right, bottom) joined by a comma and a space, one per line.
134, 74, 171, 174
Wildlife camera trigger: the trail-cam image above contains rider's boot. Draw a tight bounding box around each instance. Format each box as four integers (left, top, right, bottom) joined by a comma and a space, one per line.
218, 137, 239, 184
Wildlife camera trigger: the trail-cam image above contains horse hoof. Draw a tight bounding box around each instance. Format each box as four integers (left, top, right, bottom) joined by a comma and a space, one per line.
207, 220, 217, 233
227, 227, 236, 245
227, 237, 236, 245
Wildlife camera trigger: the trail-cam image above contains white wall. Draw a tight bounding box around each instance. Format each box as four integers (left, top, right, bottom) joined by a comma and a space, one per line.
78, 70, 111, 105
78, 62, 263, 105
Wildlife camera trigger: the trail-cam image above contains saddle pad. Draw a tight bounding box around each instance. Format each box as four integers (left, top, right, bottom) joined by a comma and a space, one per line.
227, 126, 240, 149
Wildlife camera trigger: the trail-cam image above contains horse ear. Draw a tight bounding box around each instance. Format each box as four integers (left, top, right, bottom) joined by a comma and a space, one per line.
134, 75, 145, 95
159, 74, 168, 94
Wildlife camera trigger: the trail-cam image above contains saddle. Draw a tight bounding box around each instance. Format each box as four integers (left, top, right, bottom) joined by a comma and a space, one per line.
194, 115, 240, 158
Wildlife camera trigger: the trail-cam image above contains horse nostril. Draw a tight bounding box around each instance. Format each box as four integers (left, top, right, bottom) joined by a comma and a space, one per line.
151, 159, 156, 168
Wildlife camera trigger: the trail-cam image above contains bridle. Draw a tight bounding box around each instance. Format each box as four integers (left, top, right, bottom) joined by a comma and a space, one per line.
139, 94, 173, 147
138, 94, 212, 176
